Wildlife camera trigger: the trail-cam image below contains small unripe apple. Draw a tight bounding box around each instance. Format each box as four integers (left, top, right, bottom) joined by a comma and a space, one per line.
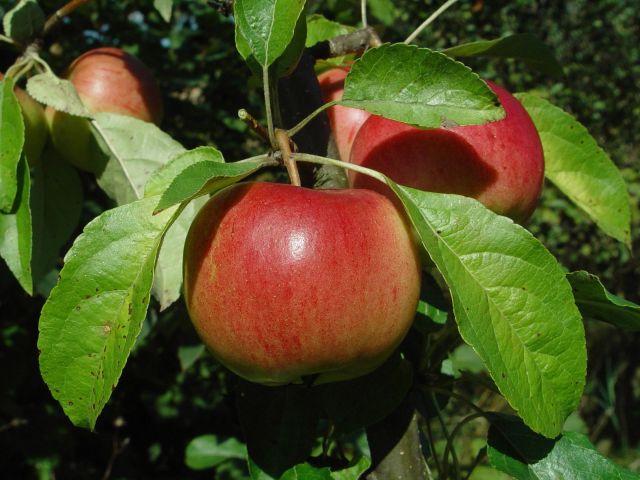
318, 67, 371, 161
0, 73, 47, 166
48, 47, 163, 172
348, 81, 544, 223
183, 182, 421, 385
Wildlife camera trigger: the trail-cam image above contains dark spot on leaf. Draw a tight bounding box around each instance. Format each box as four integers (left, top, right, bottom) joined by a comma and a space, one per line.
128, 304, 132, 315
75, 306, 81, 311
436, 230, 442, 234
68, 401, 74, 406
501, 373, 506, 378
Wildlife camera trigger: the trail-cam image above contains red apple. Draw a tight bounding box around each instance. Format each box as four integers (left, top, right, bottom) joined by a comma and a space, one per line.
349, 81, 544, 223
318, 67, 371, 161
0, 73, 48, 166
183, 182, 421, 385
48, 47, 163, 172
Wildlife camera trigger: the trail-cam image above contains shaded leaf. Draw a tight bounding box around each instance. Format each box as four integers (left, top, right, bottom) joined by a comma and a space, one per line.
30, 146, 83, 289
0, 156, 32, 294
443, 34, 563, 77
93, 112, 185, 205
341, 44, 504, 128
238, 382, 318, 478
487, 413, 639, 480
516, 93, 631, 245
317, 353, 412, 435
568, 271, 640, 331
152, 196, 206, 310
185, 434, 246, 470
3, 0, 44, 45
390, 183, 586, 438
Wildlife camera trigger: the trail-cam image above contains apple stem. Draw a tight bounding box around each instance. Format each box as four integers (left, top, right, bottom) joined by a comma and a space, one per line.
238, 109, 271, 145
403, 0, 460, 45
43, 0, 94, 36
294, 152, 388, 185
287, 100, 339, 139
361, 0, 368, 28
262, 65, 278, 148
276, 129, 301, 187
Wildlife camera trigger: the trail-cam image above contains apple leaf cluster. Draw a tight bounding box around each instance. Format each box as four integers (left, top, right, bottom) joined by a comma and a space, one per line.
0, 0, 638, 478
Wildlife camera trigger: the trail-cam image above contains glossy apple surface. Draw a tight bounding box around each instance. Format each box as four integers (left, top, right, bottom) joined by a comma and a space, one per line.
48, 47, 163, 172
349, 81, 544, 223
0, 73, 47, 166
318, 67, 371, 161
183, 182, 421, 385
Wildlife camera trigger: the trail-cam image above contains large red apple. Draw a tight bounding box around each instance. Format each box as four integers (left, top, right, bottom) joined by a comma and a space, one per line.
183, 182, 421, 385
0, 73, 47, 166
47, 47, 163, 172
349, 81, 544, 223
318, 67, 371, 161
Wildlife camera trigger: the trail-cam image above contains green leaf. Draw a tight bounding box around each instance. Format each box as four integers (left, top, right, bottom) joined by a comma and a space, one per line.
236, 11, 307, 78
317, 353, 412, 435
185, 434, 247, 470
154, 159, 269, 213
341, 44, 504, 128
305, 14, 353, 47
0, 78, 24, 212
30, 146, 83, 289
238, 382, 318, 478
249, 460, 332, 480
305, 14, 354, 72
234, 0, 306, 67
145, 146, 224, 198
38, 196, 179, 429
368, 0, 397, 26
26, 73, 92, 118
331, 455, 372, 480
153, 0, 172, 22
0, 156, 32, 294
177, 344, 205, 371
390, 183, 586, 438
153, 196, 206, 311
567, 271, 640, 331
443, 34, 564, 77
487, 413, 640, 479
93, 112, 185, 205
2, 0, 45, 45
516, 93, 631, 245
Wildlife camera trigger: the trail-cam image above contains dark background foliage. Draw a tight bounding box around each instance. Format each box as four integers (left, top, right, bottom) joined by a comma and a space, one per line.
0, 0, 638, 477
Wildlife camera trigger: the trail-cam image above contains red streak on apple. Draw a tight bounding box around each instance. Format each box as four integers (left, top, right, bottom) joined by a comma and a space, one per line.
349, 81, 544, 223
184, 182, 421, 385
318, 67, 371, 161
